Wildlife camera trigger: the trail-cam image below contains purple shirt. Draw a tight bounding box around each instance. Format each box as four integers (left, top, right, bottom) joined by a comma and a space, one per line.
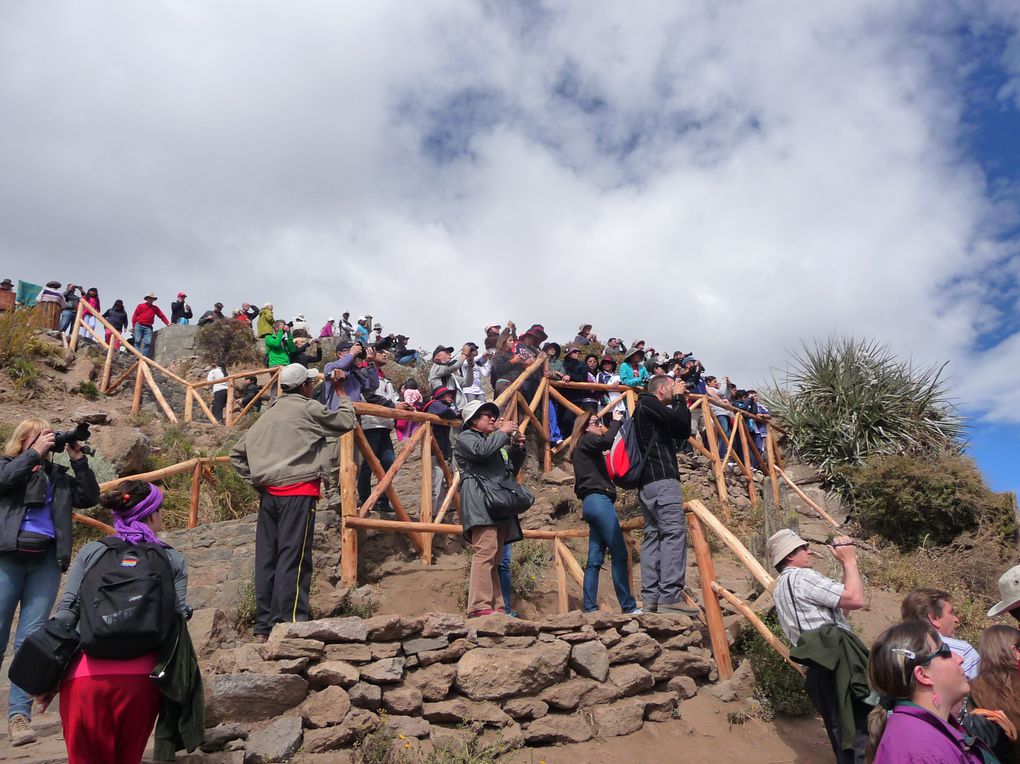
20, 474, 55, 538
873, 703, 988, 763
323, 355, 379, 408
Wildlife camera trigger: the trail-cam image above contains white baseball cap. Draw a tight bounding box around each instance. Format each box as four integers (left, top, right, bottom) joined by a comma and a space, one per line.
279, 363, 321, 389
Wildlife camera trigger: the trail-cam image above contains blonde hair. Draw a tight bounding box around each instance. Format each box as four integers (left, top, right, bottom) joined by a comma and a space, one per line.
3, 418, 51, 458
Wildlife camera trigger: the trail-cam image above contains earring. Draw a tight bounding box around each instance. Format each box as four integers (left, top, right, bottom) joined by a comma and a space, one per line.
932, 690, 942, 711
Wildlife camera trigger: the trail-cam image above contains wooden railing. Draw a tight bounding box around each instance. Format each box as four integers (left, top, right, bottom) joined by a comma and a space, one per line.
67, 299, 280, 425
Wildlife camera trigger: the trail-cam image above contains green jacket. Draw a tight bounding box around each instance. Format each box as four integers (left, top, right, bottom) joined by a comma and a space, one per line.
790, 624, 877, 752
152, 615, 204, 761
265, 329, 296, 366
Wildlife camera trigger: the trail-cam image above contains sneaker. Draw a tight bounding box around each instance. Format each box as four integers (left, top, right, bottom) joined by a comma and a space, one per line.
8, 714, 36, 746
658, 603, 701, 616
625, 608, 644, 615
467, 608, 497, 618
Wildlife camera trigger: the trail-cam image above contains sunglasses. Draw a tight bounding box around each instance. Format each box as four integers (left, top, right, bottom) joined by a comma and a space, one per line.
891, 642, 953, 667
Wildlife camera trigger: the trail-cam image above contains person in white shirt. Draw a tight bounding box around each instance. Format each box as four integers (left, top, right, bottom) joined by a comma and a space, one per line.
459, 343, 490, 403
901, 588, 980, 679
207, 363, 229, 423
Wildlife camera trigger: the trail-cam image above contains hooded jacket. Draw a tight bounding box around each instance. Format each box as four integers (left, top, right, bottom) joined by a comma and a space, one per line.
265, 329, 296, 367
571, 419, 620, 501
230, 392, 357, 487
0, 451, 100, 571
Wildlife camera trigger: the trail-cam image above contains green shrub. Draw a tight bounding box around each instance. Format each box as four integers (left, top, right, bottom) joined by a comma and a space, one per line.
235, 569, 257, 627
735, 611, 813, 719
763, 337, 962, 498
509, 539, 549, 601
8, 357, 40, 390
853, 452, 1016, 549
77, 380, 100, 400
0, 309, 60, 365
195, 320, 261, 368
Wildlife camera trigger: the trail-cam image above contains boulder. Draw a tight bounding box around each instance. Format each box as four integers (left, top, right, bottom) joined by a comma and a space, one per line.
667, 675, 699, 699
301, 708, 379, 753
421, 698, 512, 727
643, 691, 680, 722
537, 612, 586, 631
348, 682, 382, 710
455, 641, 570, 701
570, 640, 610, 682
661, 631, 702, 650
502, 697, 549, 721
271, 617, 367, 643
637, 613, 693, 634
384, 714, 431, 739
206, 674, 309, 724
306, 661, 360, 689
297, 686, 351, 729
708, 659, 755, 702
200, 723, 249, 753
402, 636, 449, 655
523, 713, 593, 744
539, 678, 599, 711
620, 620, 640, 634
557, 629, 597, 643
469, 614, 540, 637
405, 663, 458, 702
417, 637, 474, 667
93, 427, 150, 476
598, 628, 623, 647
591, 700, 645, 737
608, 664, 655, 696
258, 636, 324, 661
608, 632, 661, 664
363, 614, 423, 641
541, 466, 574, 485
324, 643, 373, 663
476, 635, 536, 649
421, 613, 467, 638
583, 612, 634, 630
243, 715, 303, 763
369, 642, 402, 659
252, 658, 309, 675
382, 685, 423, 715
360, 657, 406, 684
187, 608, 229, 657
644, 651, 711, 682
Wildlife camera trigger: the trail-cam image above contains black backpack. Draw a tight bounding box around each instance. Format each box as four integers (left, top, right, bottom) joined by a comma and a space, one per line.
8, 617, 80, 695
78, 537, 176, 659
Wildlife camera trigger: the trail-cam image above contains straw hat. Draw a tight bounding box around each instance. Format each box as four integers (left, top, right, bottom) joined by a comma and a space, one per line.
766, 529, 809, 569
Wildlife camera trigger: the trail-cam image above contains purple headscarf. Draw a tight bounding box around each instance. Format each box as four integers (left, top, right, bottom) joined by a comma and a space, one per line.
113, 482, 164, 545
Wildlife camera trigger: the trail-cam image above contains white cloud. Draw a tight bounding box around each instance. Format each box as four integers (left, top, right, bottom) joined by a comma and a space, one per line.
1, 0, 1018, 421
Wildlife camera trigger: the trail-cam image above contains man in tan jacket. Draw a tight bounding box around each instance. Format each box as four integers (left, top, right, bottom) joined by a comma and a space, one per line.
231, 363, 356, 641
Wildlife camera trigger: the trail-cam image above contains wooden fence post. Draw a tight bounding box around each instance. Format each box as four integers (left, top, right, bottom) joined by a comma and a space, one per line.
100, 341, 115, 392
553, 540, 569, 614
687, 510, 734, 679
420, 422, 434, 566
225, 382, 235, 427
68, 299, 84, 353
703, 398, 730, 512
339, 431, 359, 588
765, 423, 782, 508
131, 363, 145, 415
188, 462, 202, 528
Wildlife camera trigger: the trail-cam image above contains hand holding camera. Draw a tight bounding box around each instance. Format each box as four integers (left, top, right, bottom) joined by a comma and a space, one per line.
612, 410, 625, 422
30, 429, 56, 457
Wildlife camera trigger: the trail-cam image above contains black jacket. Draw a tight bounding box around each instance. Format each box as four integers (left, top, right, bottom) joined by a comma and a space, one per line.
103, 307, 128, 331
170, 301, 192, 324
571, 419, 620, 500
424, 399, 459, 458
634, 393, 692, 486
153, 615, 205, 760
0, 450, 100, 571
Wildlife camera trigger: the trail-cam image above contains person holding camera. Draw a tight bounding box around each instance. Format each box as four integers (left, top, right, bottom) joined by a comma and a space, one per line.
456, 401, 526, 618
266, 320, 296, 368
429, 344, 468, 409
0, 418, 99, 746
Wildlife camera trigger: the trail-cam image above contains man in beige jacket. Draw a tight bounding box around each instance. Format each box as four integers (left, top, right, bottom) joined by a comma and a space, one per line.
231, 363, 356, 641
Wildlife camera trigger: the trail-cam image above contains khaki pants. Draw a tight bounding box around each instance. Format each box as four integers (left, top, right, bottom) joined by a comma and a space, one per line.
468, 525, 510, 613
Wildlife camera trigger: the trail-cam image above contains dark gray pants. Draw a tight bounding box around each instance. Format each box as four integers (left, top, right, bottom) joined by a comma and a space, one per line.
804, 665, 869, 764
254, 493, 316, 636
638, 479, 687, 606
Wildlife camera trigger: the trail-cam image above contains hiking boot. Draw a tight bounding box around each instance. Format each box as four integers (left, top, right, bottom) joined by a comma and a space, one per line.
253, 633, 269, 644
658, 603, 701, 617
8, 714, 36, 746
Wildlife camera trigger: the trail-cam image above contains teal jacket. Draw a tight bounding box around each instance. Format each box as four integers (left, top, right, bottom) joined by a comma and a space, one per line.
790, 624, 877, 752
152, 615, 205, 761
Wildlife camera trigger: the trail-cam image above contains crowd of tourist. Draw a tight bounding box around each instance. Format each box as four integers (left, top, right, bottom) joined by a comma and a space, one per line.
5, 276, 1020, 763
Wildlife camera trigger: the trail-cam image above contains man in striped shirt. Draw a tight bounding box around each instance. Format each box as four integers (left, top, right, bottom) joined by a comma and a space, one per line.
901, 588, 980, 679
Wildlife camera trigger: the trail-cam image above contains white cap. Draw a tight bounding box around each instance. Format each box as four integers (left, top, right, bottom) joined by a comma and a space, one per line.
327, 317, 335, 322
279, 363, 321, 389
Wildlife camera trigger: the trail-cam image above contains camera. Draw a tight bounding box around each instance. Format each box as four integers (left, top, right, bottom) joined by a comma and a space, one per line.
53, 422, 91, 453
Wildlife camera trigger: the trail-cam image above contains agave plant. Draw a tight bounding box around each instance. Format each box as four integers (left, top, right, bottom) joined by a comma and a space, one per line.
763, 337, 963, 498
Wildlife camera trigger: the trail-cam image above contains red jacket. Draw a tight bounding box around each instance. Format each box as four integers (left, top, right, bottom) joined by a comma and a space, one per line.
132, 302, 169, 327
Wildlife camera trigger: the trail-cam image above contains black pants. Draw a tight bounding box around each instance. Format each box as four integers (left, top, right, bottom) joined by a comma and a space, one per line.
212, 389, 228, 423
254, 493, 316, 636
357, 428, 395, 512
804, 665, 869, 764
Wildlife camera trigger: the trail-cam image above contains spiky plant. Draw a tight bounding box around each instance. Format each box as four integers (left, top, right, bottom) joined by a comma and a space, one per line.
763, 337, 963, 498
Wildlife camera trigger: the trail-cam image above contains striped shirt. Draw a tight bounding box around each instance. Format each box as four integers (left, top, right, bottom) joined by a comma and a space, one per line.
774, 567, 853, 646
942, 635, 980, 679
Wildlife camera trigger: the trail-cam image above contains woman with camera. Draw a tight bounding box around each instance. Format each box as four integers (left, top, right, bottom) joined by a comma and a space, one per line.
0, 418, 99, 746
455, 401, 527, 618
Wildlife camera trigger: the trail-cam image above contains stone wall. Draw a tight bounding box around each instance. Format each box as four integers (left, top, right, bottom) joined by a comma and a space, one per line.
201, 610, 716, 758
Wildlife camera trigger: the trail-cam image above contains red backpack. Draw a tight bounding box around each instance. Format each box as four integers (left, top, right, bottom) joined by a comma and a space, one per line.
605, 408, 647, 489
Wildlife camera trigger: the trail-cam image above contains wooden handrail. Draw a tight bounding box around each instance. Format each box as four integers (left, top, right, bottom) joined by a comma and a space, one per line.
493, 355, 547, 408
354, 401, 461, 426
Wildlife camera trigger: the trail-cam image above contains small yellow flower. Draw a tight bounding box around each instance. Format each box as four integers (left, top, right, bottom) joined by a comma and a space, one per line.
398, 734, 407, 740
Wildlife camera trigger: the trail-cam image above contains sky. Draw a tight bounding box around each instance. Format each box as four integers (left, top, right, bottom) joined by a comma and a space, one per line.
1, 1, 1017, 495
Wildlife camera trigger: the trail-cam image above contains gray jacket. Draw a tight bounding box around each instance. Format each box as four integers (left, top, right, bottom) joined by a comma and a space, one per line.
454, 428, 524, 542
428, 358, 467, 409
230, 392, 357, 488
55, 540, 189, 626
359, 376, 398, 431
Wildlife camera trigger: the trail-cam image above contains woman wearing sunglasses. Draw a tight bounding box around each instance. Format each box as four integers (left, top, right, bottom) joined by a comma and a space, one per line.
867, 620, 998, 763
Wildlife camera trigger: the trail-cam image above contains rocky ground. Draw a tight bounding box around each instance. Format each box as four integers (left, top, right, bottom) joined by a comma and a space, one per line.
0, 337, 904, 762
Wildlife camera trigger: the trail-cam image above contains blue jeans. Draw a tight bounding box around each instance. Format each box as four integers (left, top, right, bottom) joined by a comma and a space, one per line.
582, 494, 637, 612
499, 545, 512, 611
0, 547, 61, 719
357, 428, 395, 512
547, 401, 562, 443
133, 323, 154, 358
59, 309, 76, 333
716, 414, 732, 458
